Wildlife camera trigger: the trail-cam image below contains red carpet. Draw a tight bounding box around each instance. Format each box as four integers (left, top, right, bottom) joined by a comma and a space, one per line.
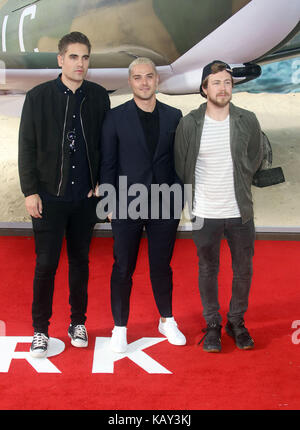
0, 235, 299, 411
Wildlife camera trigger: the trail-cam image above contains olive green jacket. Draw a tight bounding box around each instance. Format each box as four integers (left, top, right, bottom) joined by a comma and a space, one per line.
174, 102, 264, 223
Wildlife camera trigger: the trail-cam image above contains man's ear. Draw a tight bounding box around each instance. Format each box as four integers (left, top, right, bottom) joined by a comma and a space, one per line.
57, 54, 63, 67
128, 75, 132, 89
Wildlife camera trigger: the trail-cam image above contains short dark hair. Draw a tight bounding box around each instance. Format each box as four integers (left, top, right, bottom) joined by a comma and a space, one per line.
58, 32, 91, 55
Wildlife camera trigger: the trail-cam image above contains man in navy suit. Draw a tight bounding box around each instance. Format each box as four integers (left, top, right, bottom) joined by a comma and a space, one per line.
99, 57, 186, 352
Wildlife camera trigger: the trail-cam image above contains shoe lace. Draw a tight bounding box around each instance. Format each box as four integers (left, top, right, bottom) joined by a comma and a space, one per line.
198, 323, 222, 345
32, 333, 48, 348
73, 325, 87, 339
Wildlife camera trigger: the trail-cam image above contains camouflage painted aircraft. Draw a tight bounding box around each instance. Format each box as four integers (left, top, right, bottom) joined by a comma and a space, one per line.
0, 0, 299, 94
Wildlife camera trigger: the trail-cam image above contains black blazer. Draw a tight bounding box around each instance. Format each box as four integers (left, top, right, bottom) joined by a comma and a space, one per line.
100, 99, 182, 197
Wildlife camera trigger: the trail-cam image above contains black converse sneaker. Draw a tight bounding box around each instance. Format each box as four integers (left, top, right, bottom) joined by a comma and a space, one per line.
68, 324, 88, 348
30, 332, 49, 358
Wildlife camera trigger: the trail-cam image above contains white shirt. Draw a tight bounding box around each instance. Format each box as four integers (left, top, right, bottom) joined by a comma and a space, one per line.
192, 114, 241, 218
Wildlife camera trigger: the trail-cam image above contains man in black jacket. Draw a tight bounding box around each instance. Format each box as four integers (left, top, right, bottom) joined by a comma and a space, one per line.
18, 32, 110, 358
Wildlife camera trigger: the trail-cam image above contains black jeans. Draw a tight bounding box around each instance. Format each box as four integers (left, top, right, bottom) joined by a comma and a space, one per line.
110, 217, 179, 326
192, 217, 255, 325
31, 197, 98, 334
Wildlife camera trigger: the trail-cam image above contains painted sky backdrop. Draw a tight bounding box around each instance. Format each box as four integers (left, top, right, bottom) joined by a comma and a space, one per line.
234, 57, 300, 93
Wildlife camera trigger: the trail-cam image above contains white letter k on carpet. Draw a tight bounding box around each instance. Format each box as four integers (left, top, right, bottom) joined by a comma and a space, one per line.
92, 337, 172, 374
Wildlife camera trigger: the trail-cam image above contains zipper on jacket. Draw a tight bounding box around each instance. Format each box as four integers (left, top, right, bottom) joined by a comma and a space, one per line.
57, 95, 69, 196
80, 97, 95, 191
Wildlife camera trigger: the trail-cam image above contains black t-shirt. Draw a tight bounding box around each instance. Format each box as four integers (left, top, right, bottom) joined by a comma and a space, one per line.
135, 102, 159, 160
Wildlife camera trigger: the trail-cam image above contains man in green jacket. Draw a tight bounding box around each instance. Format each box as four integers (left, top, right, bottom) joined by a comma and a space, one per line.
174, 60, 264, 353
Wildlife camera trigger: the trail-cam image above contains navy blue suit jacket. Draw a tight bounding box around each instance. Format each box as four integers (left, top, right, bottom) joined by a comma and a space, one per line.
100, 99, 182, 202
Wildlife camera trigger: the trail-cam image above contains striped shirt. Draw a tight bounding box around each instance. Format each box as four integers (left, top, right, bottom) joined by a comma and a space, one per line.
192, 114, 241, 218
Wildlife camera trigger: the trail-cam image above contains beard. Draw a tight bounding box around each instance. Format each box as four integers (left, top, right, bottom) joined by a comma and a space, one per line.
208, 92, 232, 108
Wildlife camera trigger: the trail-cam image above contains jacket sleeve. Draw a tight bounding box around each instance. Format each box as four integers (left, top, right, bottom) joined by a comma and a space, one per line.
172, 110, 183, 184
18, 92, 39, 197
247, 113, 264, 174
174, 116, 189, 184
104, 90, 111, 113
99, 111, 118, 188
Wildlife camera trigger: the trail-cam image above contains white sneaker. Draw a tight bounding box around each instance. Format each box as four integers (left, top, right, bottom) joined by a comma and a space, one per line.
110, 326, 128, 353
158, 317, 186, 345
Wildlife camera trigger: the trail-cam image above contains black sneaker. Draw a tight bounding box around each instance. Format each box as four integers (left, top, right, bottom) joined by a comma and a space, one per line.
30, 332, 49, 358
198, 322, 222, 352
225, 320, 254, 350
68, 324, 88, 348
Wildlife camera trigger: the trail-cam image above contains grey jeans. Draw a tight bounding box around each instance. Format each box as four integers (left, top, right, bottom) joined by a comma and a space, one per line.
192, 217, 255, 325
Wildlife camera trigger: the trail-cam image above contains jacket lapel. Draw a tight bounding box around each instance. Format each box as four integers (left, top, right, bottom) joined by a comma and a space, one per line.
229, 104, 240, 162
152, 100, 168, 161
192, 103, 206, 160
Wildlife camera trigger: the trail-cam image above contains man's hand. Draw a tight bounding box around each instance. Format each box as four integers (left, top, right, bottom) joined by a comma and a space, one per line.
88, 183, 100, 198
92, 183, 112, 221
94, 183, 100, 197
25, 194, 43, 218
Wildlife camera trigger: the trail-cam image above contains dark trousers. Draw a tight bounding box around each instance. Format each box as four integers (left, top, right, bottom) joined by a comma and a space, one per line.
110, 217, 179, 326
192, 217, 255, 325
31, 197, 98, 334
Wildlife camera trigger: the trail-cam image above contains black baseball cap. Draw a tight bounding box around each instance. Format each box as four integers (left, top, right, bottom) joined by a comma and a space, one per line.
200, 60, 233, 98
